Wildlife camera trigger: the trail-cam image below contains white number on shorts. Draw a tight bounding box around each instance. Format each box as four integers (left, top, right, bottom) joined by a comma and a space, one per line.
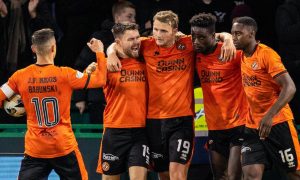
142, 145, 149, 157
279, 148, 294, 163
177, 139, 190, 154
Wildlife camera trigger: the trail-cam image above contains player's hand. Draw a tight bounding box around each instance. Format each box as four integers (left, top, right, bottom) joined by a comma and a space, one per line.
75, 101, 86, 115
107, 53, 122, 72
28, 0, 39, 18
258, 115, 273, 140
86, 62, 97, 74
87, 38, 104, 53
219, 37, 236, 63
175, 31, 186, 42
0, 0, 8, 18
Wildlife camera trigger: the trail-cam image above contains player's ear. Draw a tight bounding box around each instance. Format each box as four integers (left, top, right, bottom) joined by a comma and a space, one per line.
114, 14, 120, 23
31, 45, 37, 53
249, 30, 254, 38
115, 38, 121, 45
252, 30, 256, 38
173, 27, 178, 34
51, 44, 55, 53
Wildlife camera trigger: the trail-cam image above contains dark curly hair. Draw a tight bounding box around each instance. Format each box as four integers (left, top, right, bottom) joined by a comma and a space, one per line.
189, 13, 217, 33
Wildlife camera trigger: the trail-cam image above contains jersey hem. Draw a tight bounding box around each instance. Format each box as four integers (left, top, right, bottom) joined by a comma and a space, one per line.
207, 122, 245, 131
147, 113, 194, 120
104, 124, 146, 128
245, 118, 293, 129
25, 144, 78, 158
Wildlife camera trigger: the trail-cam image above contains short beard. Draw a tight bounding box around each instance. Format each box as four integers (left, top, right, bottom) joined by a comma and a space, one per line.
123, 48, 139, 58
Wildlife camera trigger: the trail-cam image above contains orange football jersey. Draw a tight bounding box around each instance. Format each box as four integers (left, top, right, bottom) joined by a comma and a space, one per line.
141, 36, 195, 119
241, 43, 293, 129
103, 58, 147, 128
196, 42, 247, 130
0, 52, 106, 158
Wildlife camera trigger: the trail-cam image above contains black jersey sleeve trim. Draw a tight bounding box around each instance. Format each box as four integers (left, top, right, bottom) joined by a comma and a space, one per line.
273, 70, 287, 79
83, 74, 91, 89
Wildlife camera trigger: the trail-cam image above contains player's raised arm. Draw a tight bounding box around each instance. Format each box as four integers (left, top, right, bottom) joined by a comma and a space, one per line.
106, 42, 122, 72
67, 38, 106, 89
85, 38, 107, 88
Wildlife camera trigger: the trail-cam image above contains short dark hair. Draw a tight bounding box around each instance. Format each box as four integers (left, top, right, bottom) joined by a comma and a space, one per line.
31, 28, 55, 55
112, 23, 139, 38
189, 13, 217, 33
32, 28, 54, 46
112, 1, 135, 20
234, 16, 258, 33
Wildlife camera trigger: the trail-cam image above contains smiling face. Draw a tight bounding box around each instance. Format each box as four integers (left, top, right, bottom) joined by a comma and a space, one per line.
152, 20, 177, 47
116, 29, 140, 58
191, 26, 215, 54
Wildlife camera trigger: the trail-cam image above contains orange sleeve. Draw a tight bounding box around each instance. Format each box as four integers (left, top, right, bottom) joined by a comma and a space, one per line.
66, 52, 107, 89
0, 72, 21, 108
86, 52, 107, 88
7, 72, 19, 94
262, 49, 286, 78
0, 91, 6, 108
0, 71, 19, 98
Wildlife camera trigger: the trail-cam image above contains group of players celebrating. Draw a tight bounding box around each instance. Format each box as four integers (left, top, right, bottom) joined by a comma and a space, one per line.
0, 9, 299, 180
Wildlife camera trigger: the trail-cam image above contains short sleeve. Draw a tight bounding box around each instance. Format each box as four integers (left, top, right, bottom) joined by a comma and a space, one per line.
0, 71, 20, 98
63, 67, 89, 89
262, 48, 287, 78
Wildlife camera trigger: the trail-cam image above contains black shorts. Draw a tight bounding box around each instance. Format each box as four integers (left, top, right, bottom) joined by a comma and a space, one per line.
208, 125, 245, 158
146, 116, 195, 172
18, 148, 87, 180
97, 128, 149, 175
241, 120, 300, 172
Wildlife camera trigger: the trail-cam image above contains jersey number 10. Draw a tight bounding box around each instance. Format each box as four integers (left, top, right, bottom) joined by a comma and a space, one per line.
31, 97, 60, 127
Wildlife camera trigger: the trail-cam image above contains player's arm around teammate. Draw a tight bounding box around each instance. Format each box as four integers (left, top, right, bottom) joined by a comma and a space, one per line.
105, 12, 236, 180
190, 13, 245, 180
106, 34, 236, 72
96, 23, 149, 180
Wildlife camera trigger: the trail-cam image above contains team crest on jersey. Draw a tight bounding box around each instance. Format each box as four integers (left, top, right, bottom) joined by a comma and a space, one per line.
76, 71, 84, 78
177, 43, 186, 50
251, 61, 259, 70
102, 162, 110, 171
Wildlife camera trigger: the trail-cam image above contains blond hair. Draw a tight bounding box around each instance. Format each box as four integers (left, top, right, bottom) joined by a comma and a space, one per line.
153, 10, 178, 29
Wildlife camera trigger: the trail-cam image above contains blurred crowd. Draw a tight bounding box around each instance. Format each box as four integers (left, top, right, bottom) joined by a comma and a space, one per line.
0, 0, 299, 125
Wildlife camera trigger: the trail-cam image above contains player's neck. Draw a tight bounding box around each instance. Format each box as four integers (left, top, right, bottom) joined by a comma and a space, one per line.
36, 55, 54, 65
244, 40, 258, 57
160, 38, 175, 48
204, 41, 217, 55
117, 50, 130, 59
